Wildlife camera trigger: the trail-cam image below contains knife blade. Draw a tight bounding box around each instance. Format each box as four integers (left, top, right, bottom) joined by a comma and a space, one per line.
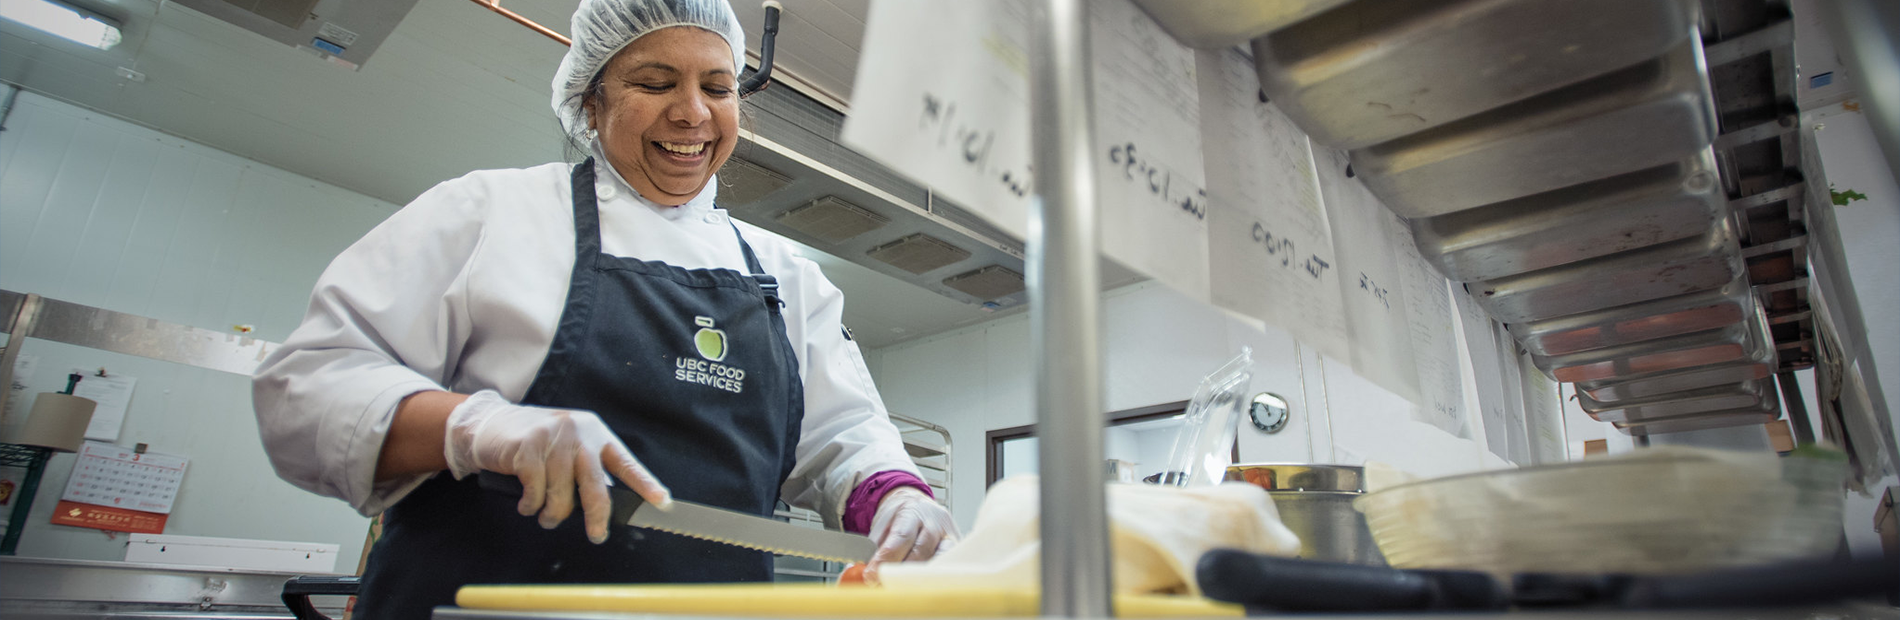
477, 472, 875, 563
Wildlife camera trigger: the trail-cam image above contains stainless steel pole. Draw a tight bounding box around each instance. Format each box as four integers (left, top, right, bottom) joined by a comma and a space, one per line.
1029, 0, 1112, 616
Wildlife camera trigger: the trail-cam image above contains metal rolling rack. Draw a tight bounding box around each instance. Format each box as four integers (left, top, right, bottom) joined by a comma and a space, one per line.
1019, 0, 1898, 615
769, 413, 951, 583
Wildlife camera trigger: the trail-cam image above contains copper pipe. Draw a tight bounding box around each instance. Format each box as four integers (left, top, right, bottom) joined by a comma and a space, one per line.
468, 0, 571, 47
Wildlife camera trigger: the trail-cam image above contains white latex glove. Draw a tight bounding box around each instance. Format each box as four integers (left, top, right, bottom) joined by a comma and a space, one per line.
443, 390, 670, 544
865, 487, 959, 581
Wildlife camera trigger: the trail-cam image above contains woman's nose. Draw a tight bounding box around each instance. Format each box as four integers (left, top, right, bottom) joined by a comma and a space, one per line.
667, 88, 712, 125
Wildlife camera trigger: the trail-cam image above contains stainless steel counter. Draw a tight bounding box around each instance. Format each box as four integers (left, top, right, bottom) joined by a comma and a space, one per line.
0, 556, 346, 620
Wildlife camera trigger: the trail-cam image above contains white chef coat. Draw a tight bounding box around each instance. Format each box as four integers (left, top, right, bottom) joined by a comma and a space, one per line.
253, 151, 918, 527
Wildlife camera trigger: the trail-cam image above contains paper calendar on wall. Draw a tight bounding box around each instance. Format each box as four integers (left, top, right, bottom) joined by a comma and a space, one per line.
60, 441, 188, 514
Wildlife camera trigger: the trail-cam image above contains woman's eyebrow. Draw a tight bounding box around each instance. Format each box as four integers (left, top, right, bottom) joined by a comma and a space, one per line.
623, 62, 680, 74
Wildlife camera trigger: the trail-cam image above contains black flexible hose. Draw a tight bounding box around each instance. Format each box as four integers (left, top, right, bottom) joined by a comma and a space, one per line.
738, 1, 782, 97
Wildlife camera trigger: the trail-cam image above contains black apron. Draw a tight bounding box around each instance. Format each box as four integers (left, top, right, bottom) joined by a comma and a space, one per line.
352, 159, 806, 619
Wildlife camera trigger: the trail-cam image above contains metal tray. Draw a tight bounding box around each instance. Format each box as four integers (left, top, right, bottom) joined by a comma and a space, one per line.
1615, 411, 1778, 436
1582, 377, 1777, 423
1577, 360, 1775, 403
1250, 0, 1697, 150
1510, 271, 1753, 357
1352, 36, 1717, 218
1539, 298, 1771, 384
1469, 219, 1741, 324
1135, 0, 1352, 49
1409, 149, 1721, 283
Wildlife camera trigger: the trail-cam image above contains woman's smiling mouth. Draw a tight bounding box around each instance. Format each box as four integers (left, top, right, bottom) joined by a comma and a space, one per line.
654, 141, 708, 159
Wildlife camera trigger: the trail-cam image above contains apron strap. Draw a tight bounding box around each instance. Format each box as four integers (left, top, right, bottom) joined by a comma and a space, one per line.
730, 223, 782, 310
569, 159, 605, 260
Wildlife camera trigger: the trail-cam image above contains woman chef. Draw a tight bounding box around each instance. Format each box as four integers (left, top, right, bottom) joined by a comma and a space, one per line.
251, 0, 956, 615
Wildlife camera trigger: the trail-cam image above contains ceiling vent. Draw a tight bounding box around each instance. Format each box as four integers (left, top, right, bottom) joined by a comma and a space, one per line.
866, 234, 972, 274
943, 266, 1027, 300
720, 158, 793, 206
214, 0, 319, 28
169, 0, 420, 69
776, 196, 890, 243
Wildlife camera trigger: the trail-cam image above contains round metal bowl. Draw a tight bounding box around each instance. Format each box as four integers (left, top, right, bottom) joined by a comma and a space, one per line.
1225, 464, 1385, 566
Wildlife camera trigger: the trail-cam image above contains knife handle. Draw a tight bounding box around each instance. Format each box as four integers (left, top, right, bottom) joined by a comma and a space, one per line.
475, 470, 643, 525
1196, 548, 1508, 612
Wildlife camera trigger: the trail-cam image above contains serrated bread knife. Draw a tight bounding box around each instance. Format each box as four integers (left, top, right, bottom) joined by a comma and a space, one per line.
477, 472, 874, 563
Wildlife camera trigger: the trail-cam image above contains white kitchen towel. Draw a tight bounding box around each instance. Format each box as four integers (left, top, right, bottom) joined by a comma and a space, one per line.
878, 476, 1301, 595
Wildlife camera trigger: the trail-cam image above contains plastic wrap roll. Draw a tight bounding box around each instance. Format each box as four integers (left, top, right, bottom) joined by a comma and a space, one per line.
14, 393, 95, 452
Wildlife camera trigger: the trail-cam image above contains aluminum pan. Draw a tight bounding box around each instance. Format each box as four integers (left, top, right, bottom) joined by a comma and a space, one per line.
1616, 411, 1778, 436
1578, 360, 1776, 403
1410, 149, 1721, 283
1251, 0, 1697, 150
1135, 0, 1352, 49
1352, 36, 1717, 218
1540, 296, 1772, 384
1470, 219, 1742, 324
1583, 378, 1776, 423
1511, 272, 1752, 357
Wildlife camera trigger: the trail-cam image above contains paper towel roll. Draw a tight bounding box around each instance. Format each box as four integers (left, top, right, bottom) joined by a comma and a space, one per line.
13, 393, 96, 452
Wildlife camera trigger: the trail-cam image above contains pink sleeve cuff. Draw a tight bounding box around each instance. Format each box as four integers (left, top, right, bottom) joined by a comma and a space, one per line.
842, 470, 934, 534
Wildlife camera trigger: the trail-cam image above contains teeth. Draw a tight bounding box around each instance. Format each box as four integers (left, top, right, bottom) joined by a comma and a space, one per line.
658, 141, 705, 155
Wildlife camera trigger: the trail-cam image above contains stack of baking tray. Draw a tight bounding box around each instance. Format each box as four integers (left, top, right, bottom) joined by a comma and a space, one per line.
1231, 0, 1778, 435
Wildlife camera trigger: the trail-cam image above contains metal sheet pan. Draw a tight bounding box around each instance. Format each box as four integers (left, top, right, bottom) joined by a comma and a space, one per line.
1352, 36, 1717, 218
1410, 149, 1721, 283
1616, 411, 1778, 436
1250, 0, 1698, 150
1469, 219, 1741, 324
1582, 378, 1776, 423
1135, 0, 1353, 49
1577, 360, 1776, 404
1510, 271, 1752, 357
1540, 296, 1772, 384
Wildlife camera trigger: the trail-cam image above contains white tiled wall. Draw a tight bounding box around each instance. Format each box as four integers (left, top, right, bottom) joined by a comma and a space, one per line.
0, 91, 397, 571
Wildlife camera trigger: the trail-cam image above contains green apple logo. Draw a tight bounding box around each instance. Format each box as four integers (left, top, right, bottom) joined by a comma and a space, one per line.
693, 316, 727, 362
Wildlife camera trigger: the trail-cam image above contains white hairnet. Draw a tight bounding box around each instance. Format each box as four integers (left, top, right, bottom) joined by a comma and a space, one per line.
552, 0, 747, 137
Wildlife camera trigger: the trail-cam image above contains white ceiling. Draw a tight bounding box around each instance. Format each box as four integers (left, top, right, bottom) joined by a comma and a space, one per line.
0, 0, 1015, 348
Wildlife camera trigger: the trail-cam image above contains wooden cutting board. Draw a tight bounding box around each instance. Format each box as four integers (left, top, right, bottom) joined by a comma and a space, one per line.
456, 583, 1242, 617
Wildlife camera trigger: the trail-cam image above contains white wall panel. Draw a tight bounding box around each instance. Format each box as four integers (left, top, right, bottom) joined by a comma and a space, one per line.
0, 91, 399, 571
869, 280, 1497, 527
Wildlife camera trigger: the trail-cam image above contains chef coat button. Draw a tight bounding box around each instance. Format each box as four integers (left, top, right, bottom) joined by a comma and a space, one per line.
597, 185, 617, 200
704, 212, 725, 224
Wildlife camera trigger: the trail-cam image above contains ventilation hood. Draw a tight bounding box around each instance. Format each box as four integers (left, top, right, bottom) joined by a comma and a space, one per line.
168, 0, 420, 69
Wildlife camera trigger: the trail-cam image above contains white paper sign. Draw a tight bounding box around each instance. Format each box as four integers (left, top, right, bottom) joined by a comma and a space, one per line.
844, 0, 1035, 235
1520, 353, 1567, 464
1198, 48, 1351, 362
4, 354, 38, 429
1317, 146, 1421, 403
1493, 322, 1533, 462
1455, 290, 1515, 460
847, 0, 1215, 301
1088, 0, 1210, 300
70, 370, 137, 441
1389, 225, 1468, 437
61, 441, 188, 514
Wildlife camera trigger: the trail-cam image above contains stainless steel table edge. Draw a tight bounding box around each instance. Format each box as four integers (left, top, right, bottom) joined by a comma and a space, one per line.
430, 604, 1900, 620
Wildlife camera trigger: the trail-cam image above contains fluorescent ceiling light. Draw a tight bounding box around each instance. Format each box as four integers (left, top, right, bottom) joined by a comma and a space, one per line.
2, 0, 122, 50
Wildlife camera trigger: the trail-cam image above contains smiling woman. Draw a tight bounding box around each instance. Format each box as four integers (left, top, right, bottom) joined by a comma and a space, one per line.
584, 26, 741, 206
249, 0, 954, 617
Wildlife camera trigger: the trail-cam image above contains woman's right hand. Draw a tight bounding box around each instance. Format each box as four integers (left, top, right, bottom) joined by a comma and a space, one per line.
443, 390, 671, 543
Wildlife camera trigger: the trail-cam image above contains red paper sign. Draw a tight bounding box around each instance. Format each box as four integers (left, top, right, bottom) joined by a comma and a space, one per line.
50, 500, 168, 534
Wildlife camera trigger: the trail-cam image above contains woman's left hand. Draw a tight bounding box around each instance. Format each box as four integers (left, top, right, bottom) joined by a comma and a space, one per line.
865, 488, 959, 580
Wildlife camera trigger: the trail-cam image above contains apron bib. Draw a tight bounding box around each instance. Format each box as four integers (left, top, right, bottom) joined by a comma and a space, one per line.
353, 160, 806, 619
